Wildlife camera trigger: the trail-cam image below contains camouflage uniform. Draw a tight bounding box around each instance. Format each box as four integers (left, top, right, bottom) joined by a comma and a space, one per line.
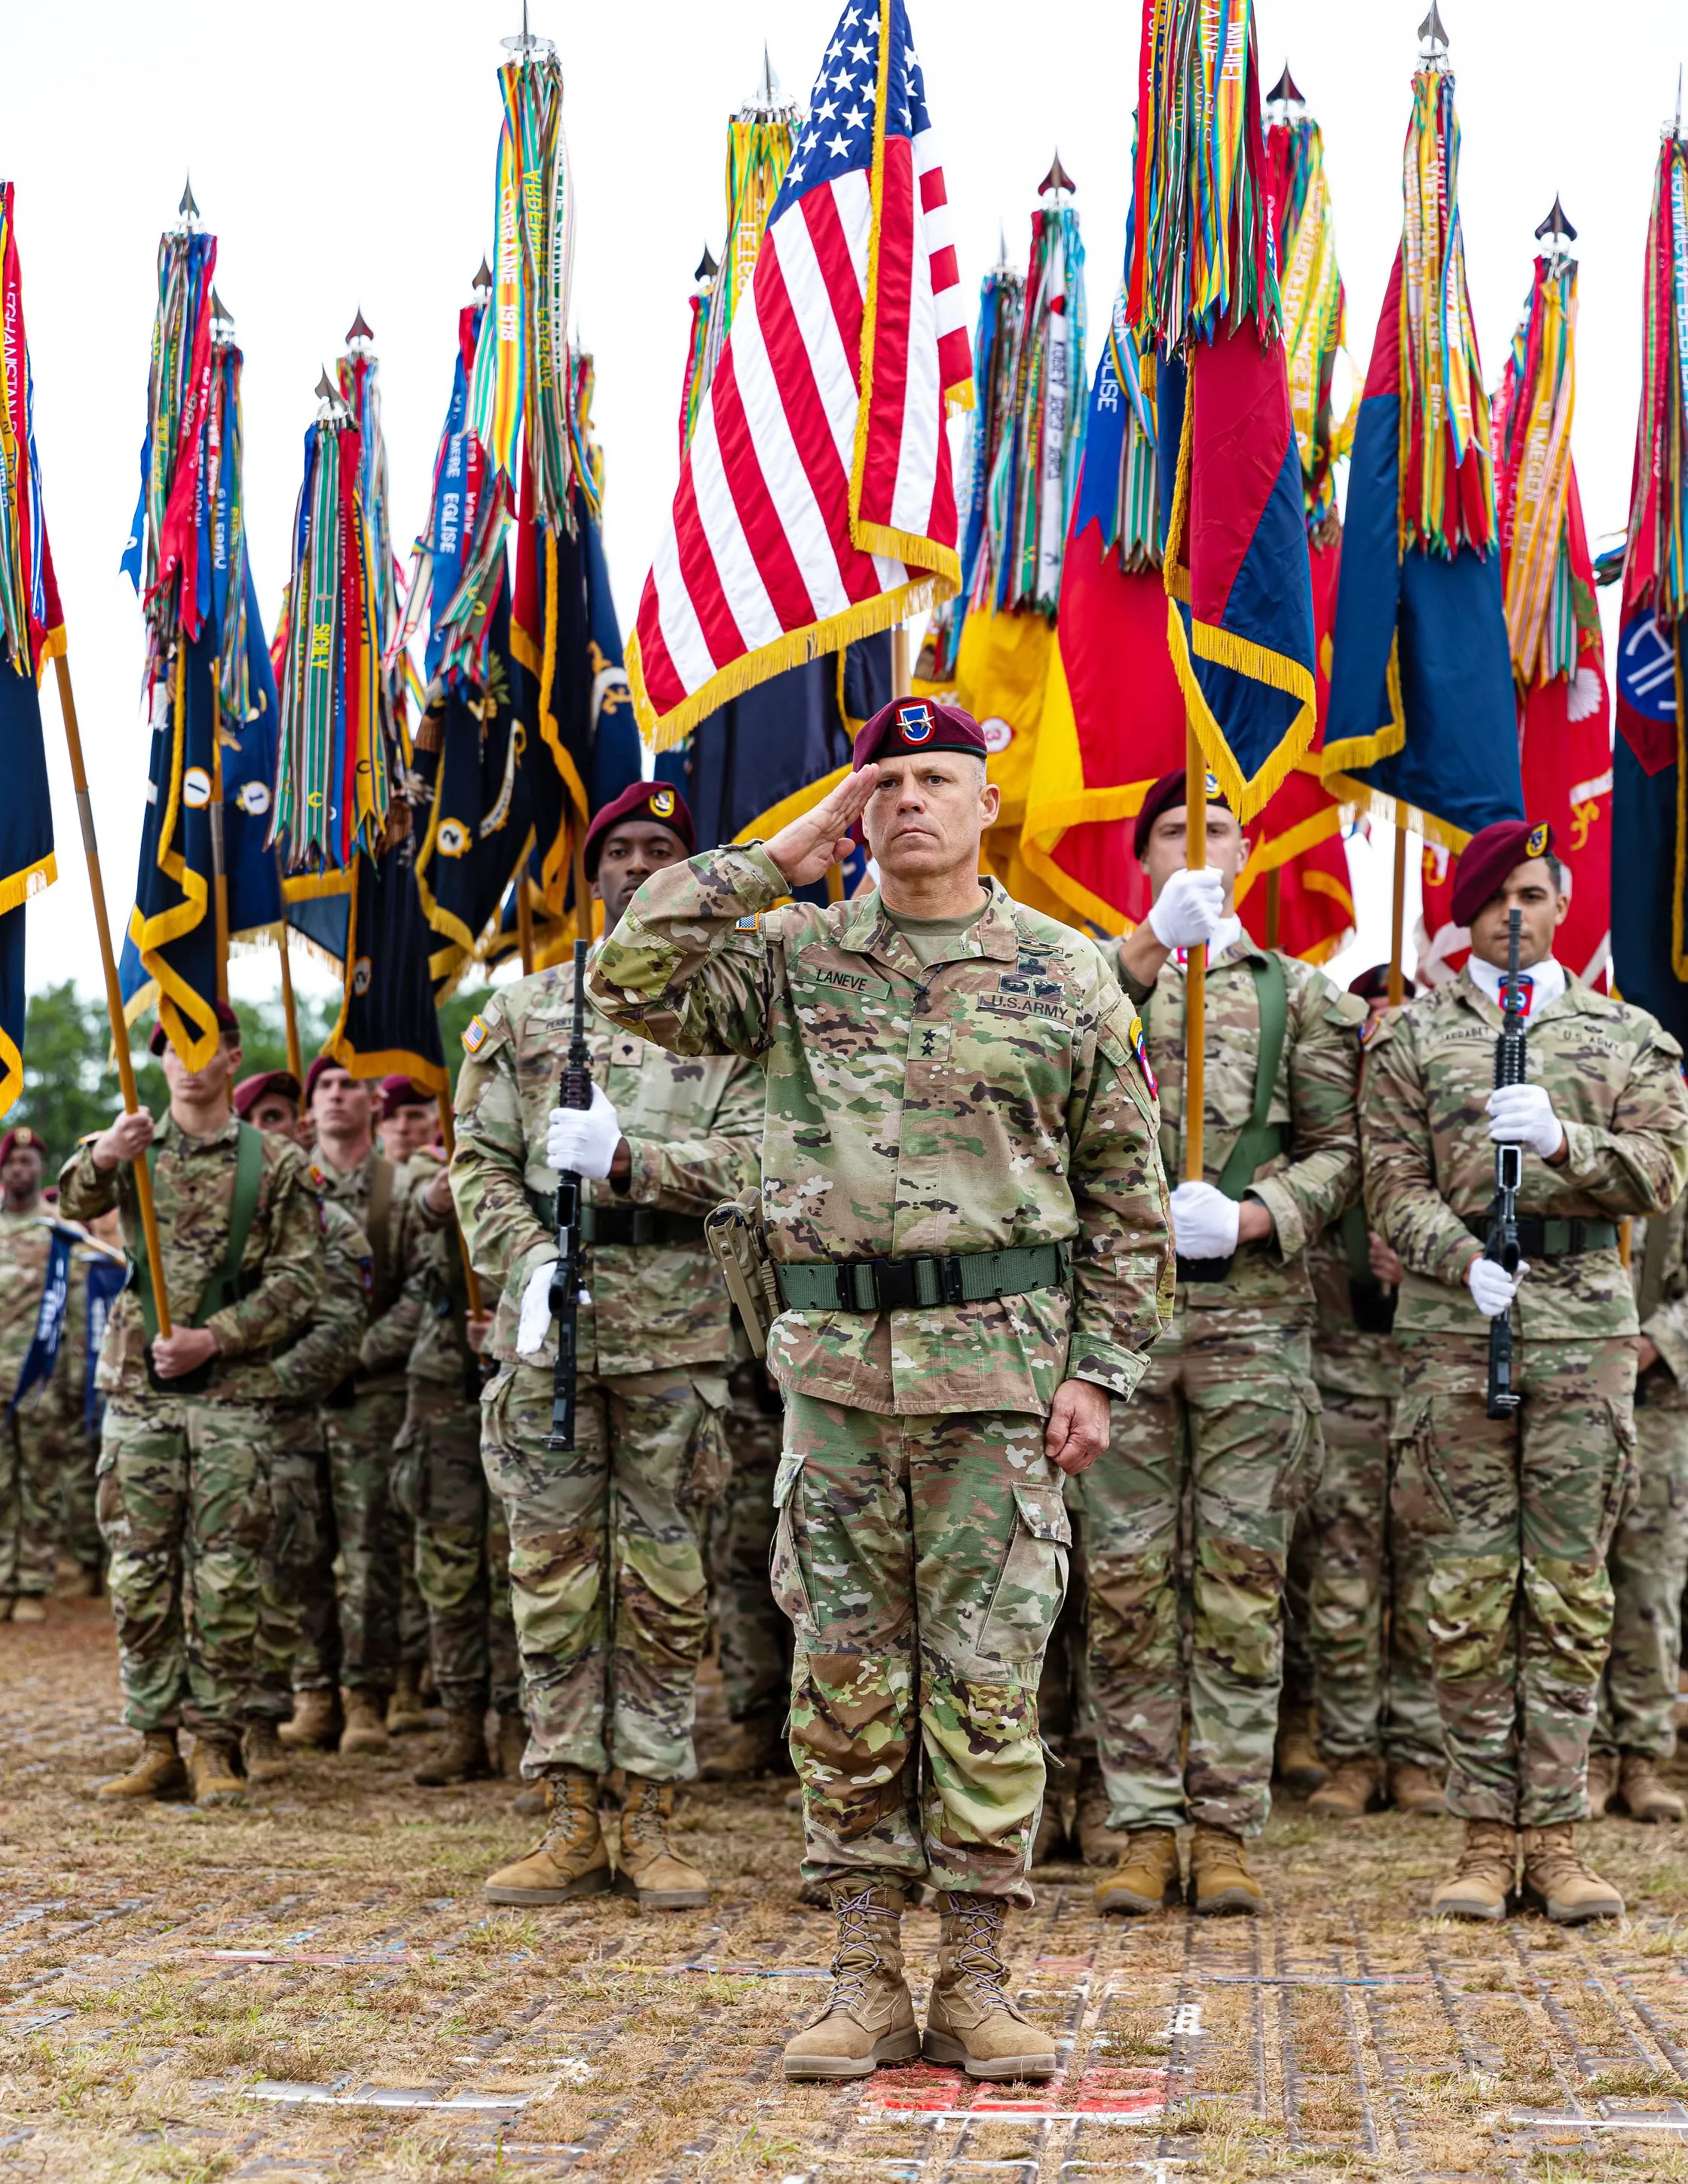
393, 1158, 519, 1720
1595, 1193, 1688, 1761
708, 1354, 790, 1724
0, 1209, 72, 1603
311, 1150, 423, 1695
451, 970, 764, 1782
244, 1200, 372, 1719
1300, 1223, 1441, 1767
59, 1121, 320, 1735
54, 1237, 121, 1584
1075, 939, 1363, 1837
1362, 970, 1688, 1825
587, 848, 1170, 1899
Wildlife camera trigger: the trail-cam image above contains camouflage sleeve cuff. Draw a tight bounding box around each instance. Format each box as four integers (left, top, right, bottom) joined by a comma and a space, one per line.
511, 1236, 558, 1297
1246, 1175, 1301, 1263
735, 842, 791, 901
619, 1135, 665, 1206
411, 1173, 454, 1233
57, 1141, 120, 1224
204, 1305, 248, 1359
1645, 1303, 1688, 1387
1066, 1336, 1148, 1404
1115, 958, 1155, 1010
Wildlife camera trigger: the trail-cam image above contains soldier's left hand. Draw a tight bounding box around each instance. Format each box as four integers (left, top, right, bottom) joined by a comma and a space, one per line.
151, 1327, 219, 1379
1486, 1083, 1565, 1162
1170, 1180, 1240, 1260
1044, 1378, 1111, 1475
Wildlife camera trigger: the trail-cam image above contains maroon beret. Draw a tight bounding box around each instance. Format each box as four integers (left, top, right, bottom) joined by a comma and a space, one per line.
0, 1125, 46, 1168
234, 1069, 301, 1120
304, 1052, 368, 1107
380, 1074, 436, 1119
583, 780, 693, 880
852, 695, 989, 769
1133, 766, 1229, 860
1450, 820, 1555, 930
149, 997, 240, 1056
1347, 965, 1417, 1004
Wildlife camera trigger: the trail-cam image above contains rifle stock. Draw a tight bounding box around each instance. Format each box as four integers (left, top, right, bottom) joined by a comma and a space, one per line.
547, 940, 593, 1450
1486, 909, 1525, 1419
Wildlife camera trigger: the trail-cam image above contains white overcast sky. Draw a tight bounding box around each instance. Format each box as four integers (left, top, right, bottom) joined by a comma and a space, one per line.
5, 0, 1684, 1005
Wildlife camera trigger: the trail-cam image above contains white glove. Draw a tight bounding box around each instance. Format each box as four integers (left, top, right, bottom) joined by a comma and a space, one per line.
546, 1084, 622, 1179
1148, 866, 1227, 951
1170, 1180, 1241, 1260
1486, 1083, 1564, 1161
1468, 1255, 1529, 1319
518, 1260, 560, 1361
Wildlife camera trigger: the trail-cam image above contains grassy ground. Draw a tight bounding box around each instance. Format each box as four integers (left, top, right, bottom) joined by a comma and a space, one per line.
6, 1597, 1688, 2182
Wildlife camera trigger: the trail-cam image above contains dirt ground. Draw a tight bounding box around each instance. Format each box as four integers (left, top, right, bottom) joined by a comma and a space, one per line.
7, 1600, 1688, 2182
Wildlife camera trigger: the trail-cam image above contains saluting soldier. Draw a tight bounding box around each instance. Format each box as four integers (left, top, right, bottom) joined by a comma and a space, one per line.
60, 1003, 322, 1806
587, 700, 1170, 2085
451, 780, 764, 1912
1083, 770, 1364, 1918
1362, 819, 1688, 1921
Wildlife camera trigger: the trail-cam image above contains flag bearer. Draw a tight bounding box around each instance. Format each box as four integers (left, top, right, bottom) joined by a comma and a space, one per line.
1362, 820, 1688, 1921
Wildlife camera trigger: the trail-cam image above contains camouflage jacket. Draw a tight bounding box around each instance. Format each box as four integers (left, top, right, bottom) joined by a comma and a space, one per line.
59, 1118, 322, 1404
1362, 969, 1688, 1339
0, 1209, 67, 1396
1634, 1190, 1688, 1413
586, 846, 1172, 1418
451, 966, 765, 1378
242, 1199, 374, 1409
1116, 939, 1366, 1326
397, 1149, 477, 1391
310, 1148, 419, 1389
1307, 1220, 1400, 1401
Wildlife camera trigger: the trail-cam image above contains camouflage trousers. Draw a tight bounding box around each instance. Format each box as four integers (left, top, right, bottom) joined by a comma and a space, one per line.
60, 1428, 103, 1581
1298, 1384, 1442, 1767
319, 1383, 412, 1694
1595, 1393, 1688, 1760
393, 1380, 520, 1717
775, 1395, 1069, 1905
96, 1399, 273, 1735
482, 1361, 726, 1781
1395, 1333, 1638, 1828
1078, 1318, 1323, 1838
253, 1407, 331, 1721
706, 1364, 790, 1722
0, 1405, 58, 1601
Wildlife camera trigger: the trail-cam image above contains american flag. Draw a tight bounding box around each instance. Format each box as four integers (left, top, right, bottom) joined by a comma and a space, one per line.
625, 0, 972, 745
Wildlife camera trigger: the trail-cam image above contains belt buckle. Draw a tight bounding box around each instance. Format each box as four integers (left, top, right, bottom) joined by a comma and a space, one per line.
939, 1256, 965, 1305
875, 1258, 918, 1310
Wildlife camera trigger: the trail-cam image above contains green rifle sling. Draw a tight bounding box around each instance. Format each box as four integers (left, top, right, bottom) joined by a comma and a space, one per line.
1148, 950, 1289, 1199
127, 1119, 265, 1342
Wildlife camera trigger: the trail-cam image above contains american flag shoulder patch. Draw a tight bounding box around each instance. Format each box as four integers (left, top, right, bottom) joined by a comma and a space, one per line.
462, 1015, 491, 1055
735, 913, 763, 932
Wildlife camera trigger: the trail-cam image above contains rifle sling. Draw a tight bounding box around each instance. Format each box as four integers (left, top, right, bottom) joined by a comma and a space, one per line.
127, 1120, 265, 1343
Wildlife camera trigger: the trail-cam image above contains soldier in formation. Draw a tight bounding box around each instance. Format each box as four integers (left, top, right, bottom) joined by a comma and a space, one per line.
0, 1127, 79, 1620
1362, 819, 1688, 1921
589, 701, 1170, 2082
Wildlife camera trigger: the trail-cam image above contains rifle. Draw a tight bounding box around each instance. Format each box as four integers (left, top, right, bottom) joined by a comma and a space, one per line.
1485, 908, 1526, 1419
547, 939, 593, 1450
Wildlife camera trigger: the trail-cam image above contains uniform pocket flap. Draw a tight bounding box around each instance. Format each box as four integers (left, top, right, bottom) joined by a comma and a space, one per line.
773, 1449, 806, 1510
1011, 1480, 1072, 1546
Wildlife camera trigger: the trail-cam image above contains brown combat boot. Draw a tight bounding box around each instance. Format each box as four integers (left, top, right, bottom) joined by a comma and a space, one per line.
277, 1688, 342, 1750
1189, 1824, 1264, 1916
1274, 1707, 1328, 1795
512, 1778, 552, 1818
1074, 1758, 1115, 1865
1388, 1761, 1449, 1816
615, 1776, 710, 1909
782, 1883, 919, 2079
243, 1719, 289, 1785
1617, 1754, 1684, 1825
414, 1709, 494, 1787
387, 1665, 431, 1735
96, 1729, 188, 1801
495, 1712, 528, 1779
700, 1706, 789, 1781
1520, 1825, 1624, 1923
1095, 1828, 1182, 1916
189, 1734, 246, 1807
1308, 1755, 1384, 1819
338, 1688, 390, 1757
923, 1893, 1057, 2080
483, 1766, 612, 1905
11, 1593, 47, 1624
1430, 1819, 1516, 1920
1586, 1749, 1617, 1819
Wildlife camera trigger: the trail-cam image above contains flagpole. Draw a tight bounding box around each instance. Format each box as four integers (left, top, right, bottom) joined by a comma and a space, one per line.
1388, 800, 1408, 1008
570, 823, 591, 951
52, 652, 174, 1335
516, 872, 537, 976
209, 685, 229, 1002
1184, 720, 1206, 1181
277, 915, 303, 1083
433, 1092, 485, 1318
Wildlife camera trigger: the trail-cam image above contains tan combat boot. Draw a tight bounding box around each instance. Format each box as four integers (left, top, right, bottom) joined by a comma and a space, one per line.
414, 1710, 494, 1787
782, 1883, 919, 2079
243, 1720, 289, 1785
387, 1665, 431, 1735
1586, 1749, 1617, 1819
1617, 1755, 1684, 1825
96, 1729, 188, 1801
1189, 1824, 1264, 1916
1388, 1761, 1449, 1816
1095, 1827, 1182, 1916
1308, 1755, 1384, 1819
512, 1778, 553, 1818
495, 1712, 528, 1780
1430, 1819, 1516, 1920
1031, 1752, 1079, 1865
484, 1766, 612, 1904
615, 1776, 710, 1909
699, 1706, 789, 1781
1274, 1708, 1328, 1795
277, 1688, 342, 1750
1074, 1758, 1115, 1865
339, 1688, 390, 1757
11, 1594, 47, 1624
1519, 1825, 1624, 1923
922, 1893, 1057, 2080
189, 1734, 246, 1807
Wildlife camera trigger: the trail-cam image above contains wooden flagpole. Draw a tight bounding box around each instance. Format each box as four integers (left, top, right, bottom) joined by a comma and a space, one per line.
53, 652, 173, 1333
209, 686, 229, 1002
1388, 799, 1408, 1008
1184, 720, 1206, 1181
277, 915, 304, 1083
516, 869, 537, 976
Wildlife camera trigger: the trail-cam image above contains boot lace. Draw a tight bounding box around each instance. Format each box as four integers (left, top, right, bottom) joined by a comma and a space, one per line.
1525, 1827, 1590, 1889
824, 1886, 896, 2017
939, 1895, 1013, 2012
